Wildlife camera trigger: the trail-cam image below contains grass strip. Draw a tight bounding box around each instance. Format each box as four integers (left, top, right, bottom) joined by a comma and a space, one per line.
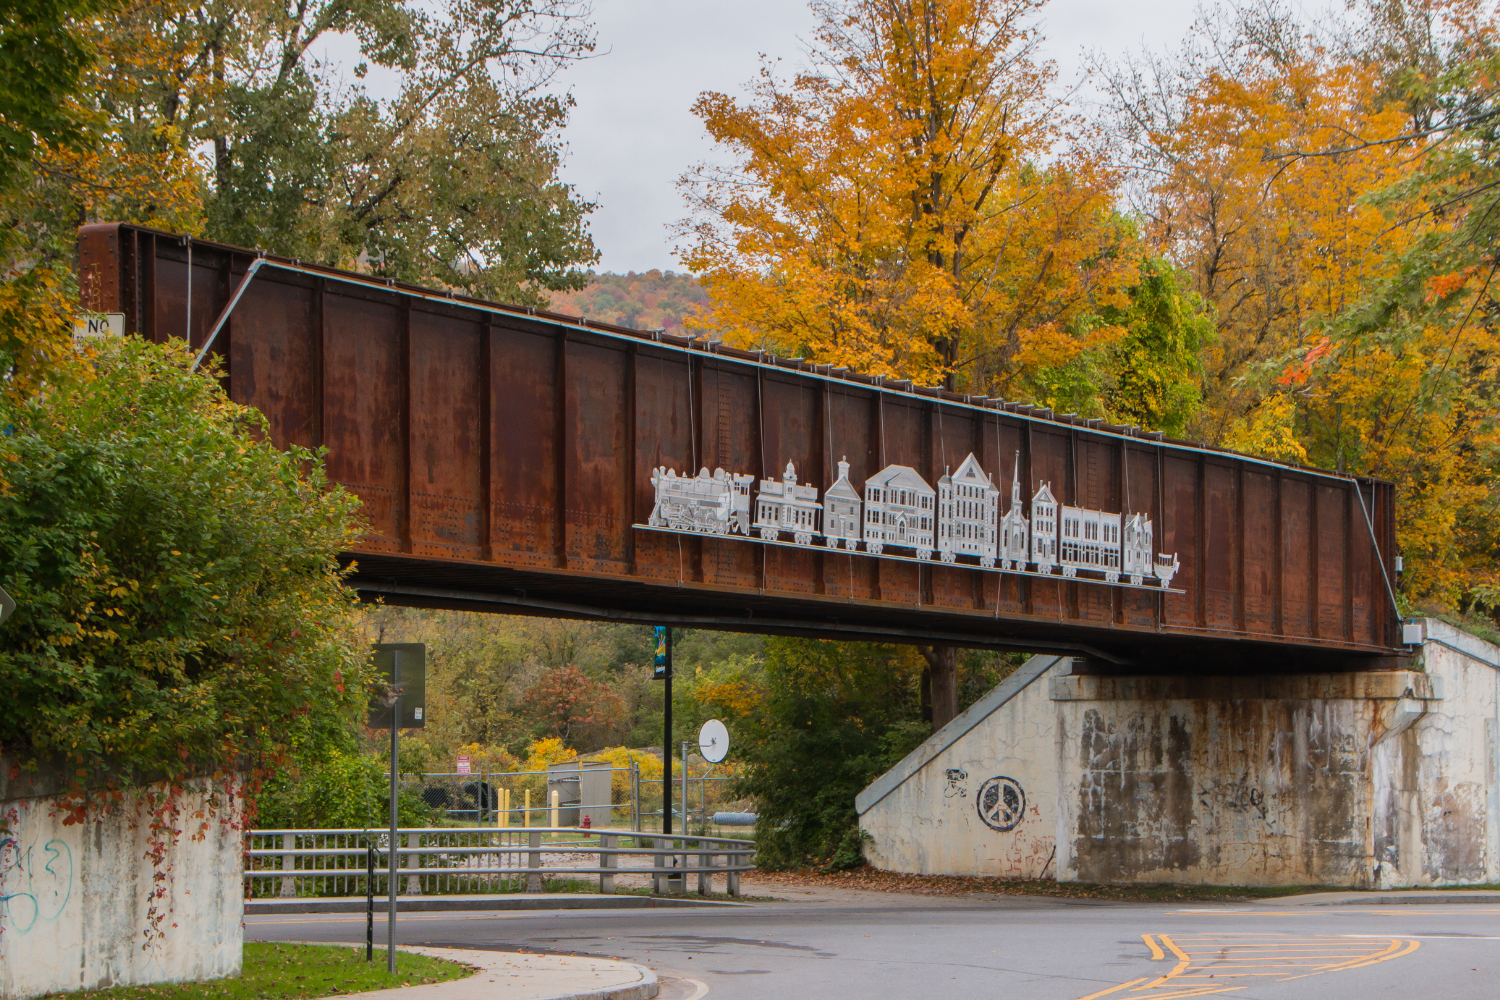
46, 943, 473, 1000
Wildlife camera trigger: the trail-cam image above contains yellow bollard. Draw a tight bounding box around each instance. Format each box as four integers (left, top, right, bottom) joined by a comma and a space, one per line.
549, 789, 560, 829
523, 788, 531, 828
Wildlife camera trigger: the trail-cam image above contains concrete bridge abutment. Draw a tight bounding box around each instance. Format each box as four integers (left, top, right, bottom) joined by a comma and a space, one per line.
857, 618, 1500, 889
0, 763, 244, 999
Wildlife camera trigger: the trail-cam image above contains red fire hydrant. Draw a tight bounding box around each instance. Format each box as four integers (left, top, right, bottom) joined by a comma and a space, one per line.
581, 814, 592, 837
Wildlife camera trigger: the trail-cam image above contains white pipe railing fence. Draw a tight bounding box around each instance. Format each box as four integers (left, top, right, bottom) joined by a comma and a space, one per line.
244, 827, 754, 899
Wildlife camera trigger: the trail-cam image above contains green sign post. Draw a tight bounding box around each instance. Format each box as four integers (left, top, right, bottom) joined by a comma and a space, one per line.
368, 643, 425, 971
653, 627, 672, 838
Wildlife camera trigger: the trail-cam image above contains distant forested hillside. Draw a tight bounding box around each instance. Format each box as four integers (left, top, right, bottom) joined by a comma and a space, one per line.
548, 270, 708, 335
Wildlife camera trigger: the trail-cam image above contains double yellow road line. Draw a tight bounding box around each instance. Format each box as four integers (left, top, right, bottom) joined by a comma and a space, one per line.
1078, 932, 1421, 999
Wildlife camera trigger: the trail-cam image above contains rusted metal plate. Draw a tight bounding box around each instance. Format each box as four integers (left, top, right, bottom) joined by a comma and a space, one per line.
229, 274, 318, 449
491, 325, 560, 568
322, 290, 407, 552
77, 223, 1404, 670
409, 309, 485, 561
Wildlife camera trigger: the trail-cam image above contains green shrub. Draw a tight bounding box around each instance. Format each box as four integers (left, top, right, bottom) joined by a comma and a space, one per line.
0, 338, 366, 789
255, 748, 433, 829
733, 639, 928, 870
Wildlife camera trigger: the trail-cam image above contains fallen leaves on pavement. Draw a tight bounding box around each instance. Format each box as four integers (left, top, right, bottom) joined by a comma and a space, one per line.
745, 865, 1327, 903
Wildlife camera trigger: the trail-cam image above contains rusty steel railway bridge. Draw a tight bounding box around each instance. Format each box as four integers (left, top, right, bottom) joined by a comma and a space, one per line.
79, 224, 1406, 672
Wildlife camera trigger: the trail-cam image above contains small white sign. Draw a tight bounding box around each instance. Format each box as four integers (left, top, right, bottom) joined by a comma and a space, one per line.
699, 719, 729, 763
73, 312, 125, 339
456, 754, 471, 774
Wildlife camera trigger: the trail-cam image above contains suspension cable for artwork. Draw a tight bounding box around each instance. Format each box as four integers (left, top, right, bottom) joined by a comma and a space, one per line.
756, 363, 767, 593
993, 400, 1003, 618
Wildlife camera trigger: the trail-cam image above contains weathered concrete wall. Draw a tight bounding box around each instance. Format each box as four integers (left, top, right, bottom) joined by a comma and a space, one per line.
856, 656, 1068, 877
1052, 672, 1436, 886
858, 619, 1500, 888
0, 768, 243, 999
1372, 619, 1500, 887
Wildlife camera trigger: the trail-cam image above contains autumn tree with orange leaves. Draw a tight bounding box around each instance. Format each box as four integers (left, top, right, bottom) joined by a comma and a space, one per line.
679, 0, 1140, 396
680, 0, 1219, 732
1100, 1, 1500, 611
521, 664, 627, 751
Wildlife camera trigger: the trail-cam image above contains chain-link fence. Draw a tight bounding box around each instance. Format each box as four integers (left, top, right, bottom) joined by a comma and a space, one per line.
398, 765, 752, 835
636, 775, 752, 836
410, 773, 499, 822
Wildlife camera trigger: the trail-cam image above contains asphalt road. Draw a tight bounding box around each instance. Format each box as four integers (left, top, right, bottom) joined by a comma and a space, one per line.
247, 890, 1500, 999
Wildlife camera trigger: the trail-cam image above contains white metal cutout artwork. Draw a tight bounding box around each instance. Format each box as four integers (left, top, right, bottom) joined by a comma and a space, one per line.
640, 451, 1181, 592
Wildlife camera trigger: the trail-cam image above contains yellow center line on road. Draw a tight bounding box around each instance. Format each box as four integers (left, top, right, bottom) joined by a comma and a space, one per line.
1166, 958, 1395, 965
1077, 983, 1242, 1000
1163, 948, 1403, 955
1074, 932, 1420, 999
1280, 938, 1421, 978
1158, 947, 1392, 953
1076, 977, 1152, 1000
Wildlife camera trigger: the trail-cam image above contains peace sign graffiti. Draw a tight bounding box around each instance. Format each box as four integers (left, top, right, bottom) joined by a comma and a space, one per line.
976, 776, 1026, 832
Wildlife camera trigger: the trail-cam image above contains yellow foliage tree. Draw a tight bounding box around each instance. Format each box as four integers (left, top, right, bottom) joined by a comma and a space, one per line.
587, 745, 665, 801
522, 736, 577, 771
1105, 5, 1500, 608
695, 677, 769, 720
679, 0, 1137, 391
1, 0, 207, 399
1119, 54, 1429, 442
30, 0, 206, 233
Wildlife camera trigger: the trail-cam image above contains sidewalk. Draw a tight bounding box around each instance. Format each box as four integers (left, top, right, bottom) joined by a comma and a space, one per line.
343, 946, 659, 1000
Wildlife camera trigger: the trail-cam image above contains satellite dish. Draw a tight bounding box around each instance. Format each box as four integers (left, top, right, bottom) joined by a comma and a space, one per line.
698, 719, 729, 763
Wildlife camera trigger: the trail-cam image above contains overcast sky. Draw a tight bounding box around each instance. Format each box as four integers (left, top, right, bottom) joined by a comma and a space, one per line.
556, 0, 1204, 273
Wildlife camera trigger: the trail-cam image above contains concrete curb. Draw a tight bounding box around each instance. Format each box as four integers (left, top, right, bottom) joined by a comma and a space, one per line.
1253, 890, 1500, 906
332, 945, 658, 1000
248, 893, 745, 915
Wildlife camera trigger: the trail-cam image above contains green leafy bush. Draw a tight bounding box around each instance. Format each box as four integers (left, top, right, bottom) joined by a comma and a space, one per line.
0, 338, 367, 789
254, 748, 432, 829
733, 639, 929, 870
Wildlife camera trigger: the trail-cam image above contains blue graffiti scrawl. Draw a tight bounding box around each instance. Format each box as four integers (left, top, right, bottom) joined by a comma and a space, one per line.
0, 835, 73, 933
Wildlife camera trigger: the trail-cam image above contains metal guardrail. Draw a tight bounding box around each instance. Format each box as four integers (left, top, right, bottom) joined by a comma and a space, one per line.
245, 827, 754, 898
